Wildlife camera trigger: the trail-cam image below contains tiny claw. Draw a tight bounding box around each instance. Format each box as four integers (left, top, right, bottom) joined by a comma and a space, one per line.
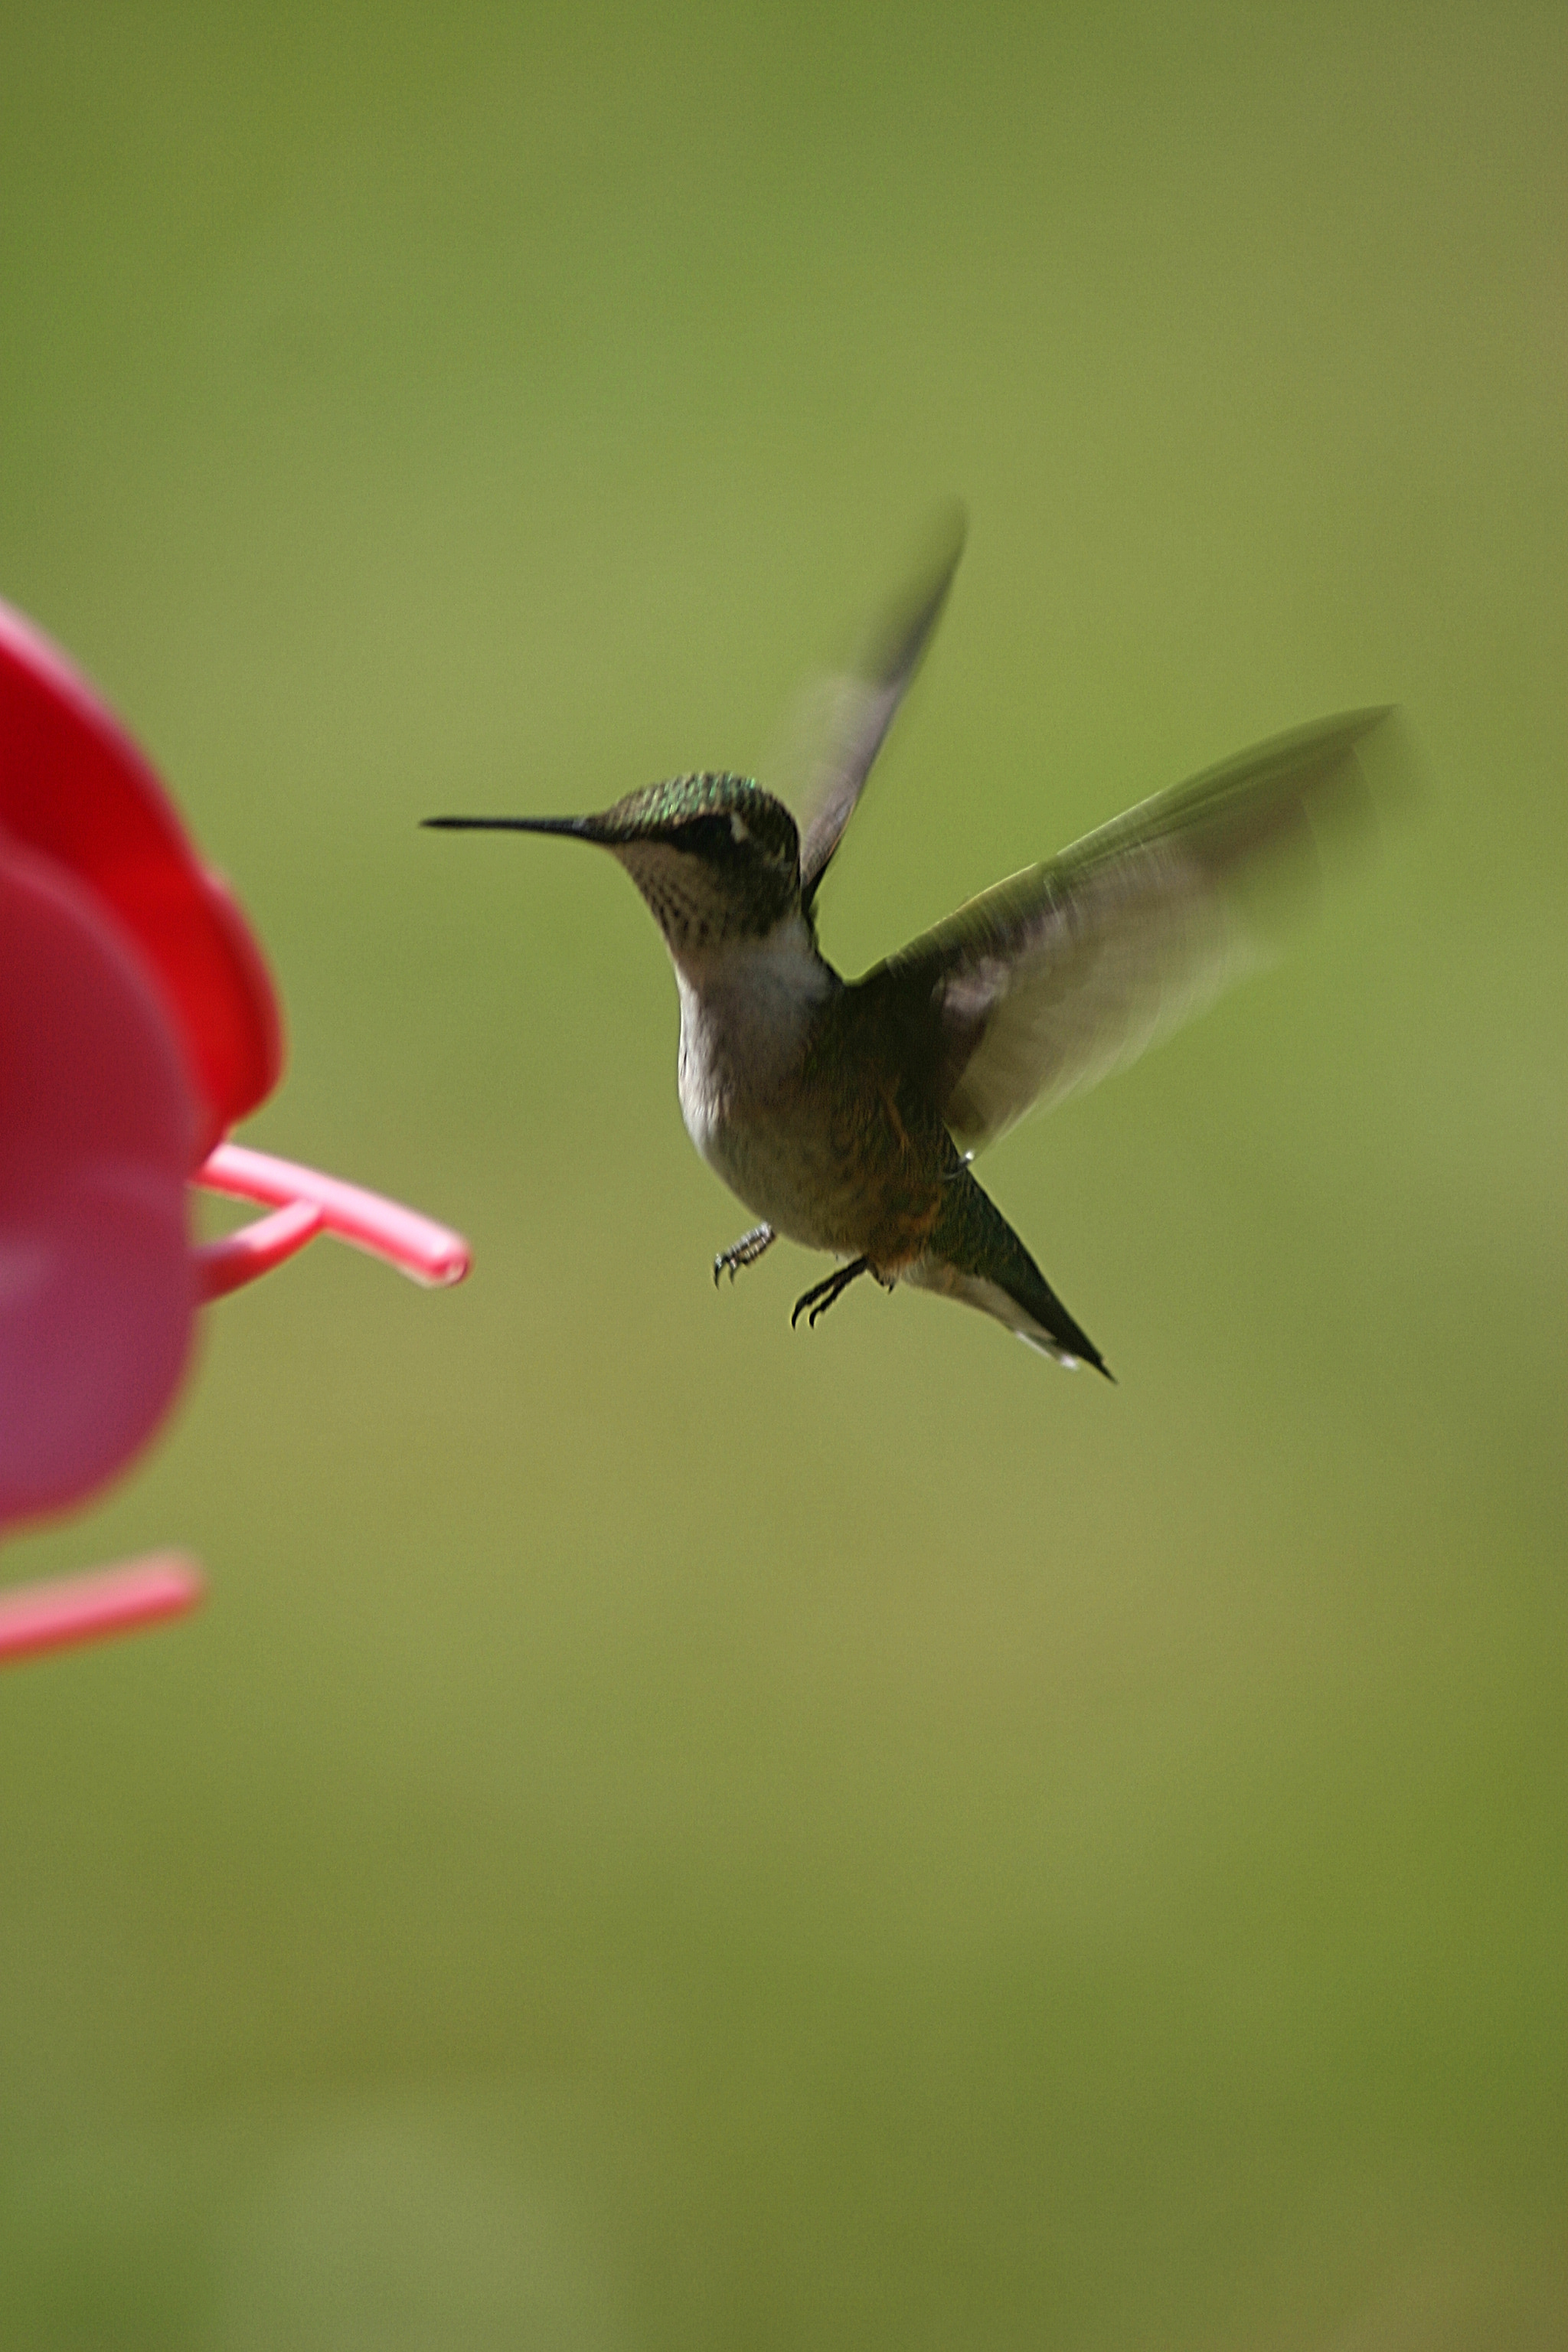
791, 1256, 873, 1331
714, 1223, 776, 1288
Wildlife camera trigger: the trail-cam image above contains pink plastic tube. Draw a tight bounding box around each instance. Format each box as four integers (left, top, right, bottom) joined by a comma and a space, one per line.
198, 1142, 471, 1289
194, 1198, 325, 1302
0, 1553, 204, 1664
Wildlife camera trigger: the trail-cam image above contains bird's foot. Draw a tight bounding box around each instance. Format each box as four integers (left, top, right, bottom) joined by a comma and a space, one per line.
791, 1256, 874, 1331
713, 1223, 776, 1285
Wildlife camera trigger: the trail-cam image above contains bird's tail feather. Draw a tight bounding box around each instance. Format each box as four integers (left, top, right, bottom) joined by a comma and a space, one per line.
904, 1173, 1112, 1377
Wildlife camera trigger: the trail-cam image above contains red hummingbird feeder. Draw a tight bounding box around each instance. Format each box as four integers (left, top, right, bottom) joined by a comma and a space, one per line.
0, 596, 469, 1662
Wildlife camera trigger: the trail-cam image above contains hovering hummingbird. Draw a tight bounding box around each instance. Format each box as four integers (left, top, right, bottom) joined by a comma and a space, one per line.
426, 511, 1390, 1374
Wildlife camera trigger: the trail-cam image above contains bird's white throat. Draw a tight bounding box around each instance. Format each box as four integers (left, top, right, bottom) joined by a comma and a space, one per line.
671, 910, 833, 1169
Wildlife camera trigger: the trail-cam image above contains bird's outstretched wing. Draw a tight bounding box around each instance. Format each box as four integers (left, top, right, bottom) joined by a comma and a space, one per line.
858, 707, 1393, 1152
779, 505, 968, 915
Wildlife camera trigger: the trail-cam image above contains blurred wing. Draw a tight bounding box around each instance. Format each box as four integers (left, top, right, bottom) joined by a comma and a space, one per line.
777, 505, 967, 914
861, 707, 1393, 1151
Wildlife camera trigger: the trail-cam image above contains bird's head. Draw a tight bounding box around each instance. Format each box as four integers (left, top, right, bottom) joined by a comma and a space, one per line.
425, 772, 805, 962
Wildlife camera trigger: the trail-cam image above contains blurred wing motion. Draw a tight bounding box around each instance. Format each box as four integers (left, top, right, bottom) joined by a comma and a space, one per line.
861, 706, 1393, 1152
779, 504, 968, 915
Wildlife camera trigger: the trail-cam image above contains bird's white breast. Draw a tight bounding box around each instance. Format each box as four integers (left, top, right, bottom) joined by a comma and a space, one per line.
671, 913, 838, 1242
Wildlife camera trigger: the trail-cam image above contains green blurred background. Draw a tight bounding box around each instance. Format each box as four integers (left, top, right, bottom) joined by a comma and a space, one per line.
2, 3, 1563, 2344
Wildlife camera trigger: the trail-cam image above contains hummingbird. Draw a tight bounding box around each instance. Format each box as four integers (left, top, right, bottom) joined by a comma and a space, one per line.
426, 511, 1390, 1374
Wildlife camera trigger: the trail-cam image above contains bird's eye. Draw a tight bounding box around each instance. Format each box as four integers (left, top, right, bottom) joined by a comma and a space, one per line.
729, 812, 750, 844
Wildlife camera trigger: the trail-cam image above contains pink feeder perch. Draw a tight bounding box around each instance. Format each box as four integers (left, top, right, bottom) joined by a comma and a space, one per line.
0, 597, 469, 1662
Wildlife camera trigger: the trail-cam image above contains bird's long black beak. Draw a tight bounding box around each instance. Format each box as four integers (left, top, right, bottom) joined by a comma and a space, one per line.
421, 815, 598, 838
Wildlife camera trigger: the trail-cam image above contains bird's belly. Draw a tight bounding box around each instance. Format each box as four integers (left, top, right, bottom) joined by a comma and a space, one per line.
684, 1063, 946, 1269
678, 1024, 869, 1252
694, 1095, 869, 1253
674, 936, 942, 1264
